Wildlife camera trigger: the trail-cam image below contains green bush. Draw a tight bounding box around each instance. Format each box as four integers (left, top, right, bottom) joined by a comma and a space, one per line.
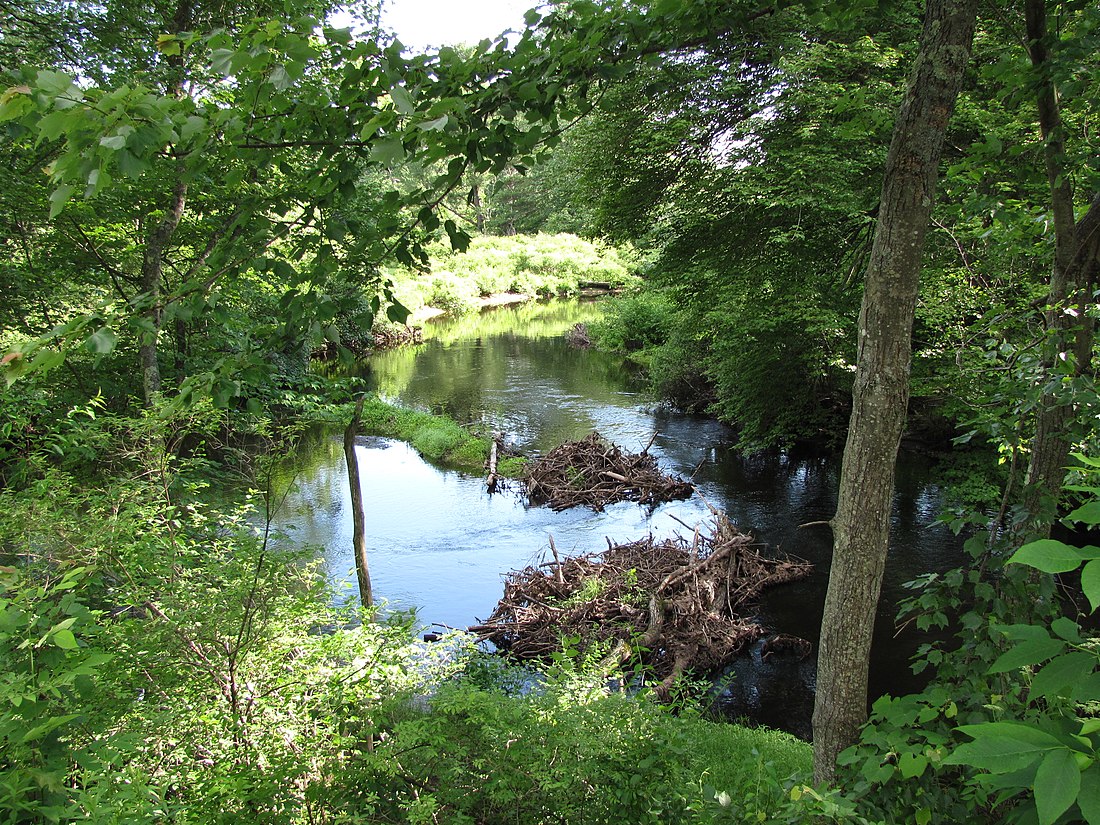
589, 290, 676, 353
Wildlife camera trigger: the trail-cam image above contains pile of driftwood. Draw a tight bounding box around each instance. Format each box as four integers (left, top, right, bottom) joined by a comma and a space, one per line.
524, 432, 693, 511
470, 511, 812, 697
373, 324, 423, 349
565, 323, 593, 349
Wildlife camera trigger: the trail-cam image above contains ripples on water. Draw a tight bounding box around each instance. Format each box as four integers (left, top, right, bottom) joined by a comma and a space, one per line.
275, 300, 963, 738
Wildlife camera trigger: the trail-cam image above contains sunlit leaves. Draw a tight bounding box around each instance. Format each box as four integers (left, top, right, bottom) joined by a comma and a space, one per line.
1008, 539, 1092, 573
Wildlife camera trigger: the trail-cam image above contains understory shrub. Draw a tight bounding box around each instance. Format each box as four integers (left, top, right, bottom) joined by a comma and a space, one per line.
589, 290, 676, 354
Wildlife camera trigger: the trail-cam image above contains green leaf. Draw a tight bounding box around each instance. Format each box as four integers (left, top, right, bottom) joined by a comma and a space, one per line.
371, 136, 404, 166
1068, 501, 1100, 526
156, 34, 181, 56
386, 301, 410, 324
29, 347, 64, 375
1051, 617, 1082, 642
988, 637, 1065, 673
1030, 652, 1095, 699
52, 628, 78, 650
946, 722, 1063, 772
36, 69, 76, 96
899, 751, 928, 779
1034, 748, 1080, 825
180, 115, 206, 144
419, 114, 448, 131
84, 327, 117, 355
1078, 764, 1100, 823
390, 84, 415, 114
211, 48, 235, 76
267, 65, 291, 91
1009, 540, 1085, 573
1082, 559, 1100, 614
48, 184, 74, 218
99, 134, 127, 150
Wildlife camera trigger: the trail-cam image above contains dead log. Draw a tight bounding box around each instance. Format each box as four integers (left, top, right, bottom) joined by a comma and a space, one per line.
485, 431, 502, 492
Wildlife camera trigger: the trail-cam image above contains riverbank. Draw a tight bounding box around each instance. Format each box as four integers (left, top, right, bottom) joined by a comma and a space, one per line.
385, 233, 637, 321
409, 290, 532, 324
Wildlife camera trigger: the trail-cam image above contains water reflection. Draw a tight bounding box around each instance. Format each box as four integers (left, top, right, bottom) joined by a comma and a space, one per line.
276, 299, 964, 737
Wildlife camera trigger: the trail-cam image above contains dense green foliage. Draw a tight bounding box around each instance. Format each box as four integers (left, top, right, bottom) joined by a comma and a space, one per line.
387, 232, 635, 318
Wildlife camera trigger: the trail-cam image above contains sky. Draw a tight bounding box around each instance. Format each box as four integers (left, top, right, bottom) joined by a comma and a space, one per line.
377, 0, 537, 52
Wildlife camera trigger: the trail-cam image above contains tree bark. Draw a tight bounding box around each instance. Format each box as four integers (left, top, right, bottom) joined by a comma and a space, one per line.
344, 395, 373, 610
1019, 0, 1099, 532
139, 175, 188, 406
812, 0, 978, 783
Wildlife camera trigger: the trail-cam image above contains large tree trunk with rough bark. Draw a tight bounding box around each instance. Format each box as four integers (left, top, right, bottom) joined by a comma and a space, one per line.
812, 0, 978, 783
1019, 0, 1100, 532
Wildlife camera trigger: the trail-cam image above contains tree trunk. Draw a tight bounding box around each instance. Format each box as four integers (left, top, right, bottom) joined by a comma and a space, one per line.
138, 0, 192, 407
1019, 0, 1099, 532
139, 175, 188, 406
344, 395, 373, 610
470, 183, 485, 233
812, 0, 978, 783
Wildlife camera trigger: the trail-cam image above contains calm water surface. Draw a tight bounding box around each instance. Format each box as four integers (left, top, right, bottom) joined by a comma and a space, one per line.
275, 300, 963, 738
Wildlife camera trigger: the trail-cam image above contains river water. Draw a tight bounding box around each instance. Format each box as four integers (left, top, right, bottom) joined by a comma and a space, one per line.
275, 299, 963, 738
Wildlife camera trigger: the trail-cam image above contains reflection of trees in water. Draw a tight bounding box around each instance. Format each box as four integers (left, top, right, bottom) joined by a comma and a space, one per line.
423, 298, 606, 345
364, 301, 649, 450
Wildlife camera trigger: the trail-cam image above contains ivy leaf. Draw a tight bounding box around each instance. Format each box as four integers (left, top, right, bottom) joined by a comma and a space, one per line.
1009, 539, 1085, 573
1034, 749, 1080, 825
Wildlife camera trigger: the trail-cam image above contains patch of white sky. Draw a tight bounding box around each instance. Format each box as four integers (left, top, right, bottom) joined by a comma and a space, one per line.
331, 0, 539, 53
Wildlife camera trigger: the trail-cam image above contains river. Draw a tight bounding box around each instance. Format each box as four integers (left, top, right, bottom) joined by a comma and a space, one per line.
275, 299, 963, 738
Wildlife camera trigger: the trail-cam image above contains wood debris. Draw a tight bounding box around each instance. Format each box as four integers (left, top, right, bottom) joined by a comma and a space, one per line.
470, 511, 812, 697
524, 432, 693, 511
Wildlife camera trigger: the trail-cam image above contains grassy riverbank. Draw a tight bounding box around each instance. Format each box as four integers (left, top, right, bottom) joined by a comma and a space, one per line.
353, 396, 526, 476
385, 233, 637, 320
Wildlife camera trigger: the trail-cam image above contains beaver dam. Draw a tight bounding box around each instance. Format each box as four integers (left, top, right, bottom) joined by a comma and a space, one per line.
472, 496, 813, 696
523, 431, 694, 511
